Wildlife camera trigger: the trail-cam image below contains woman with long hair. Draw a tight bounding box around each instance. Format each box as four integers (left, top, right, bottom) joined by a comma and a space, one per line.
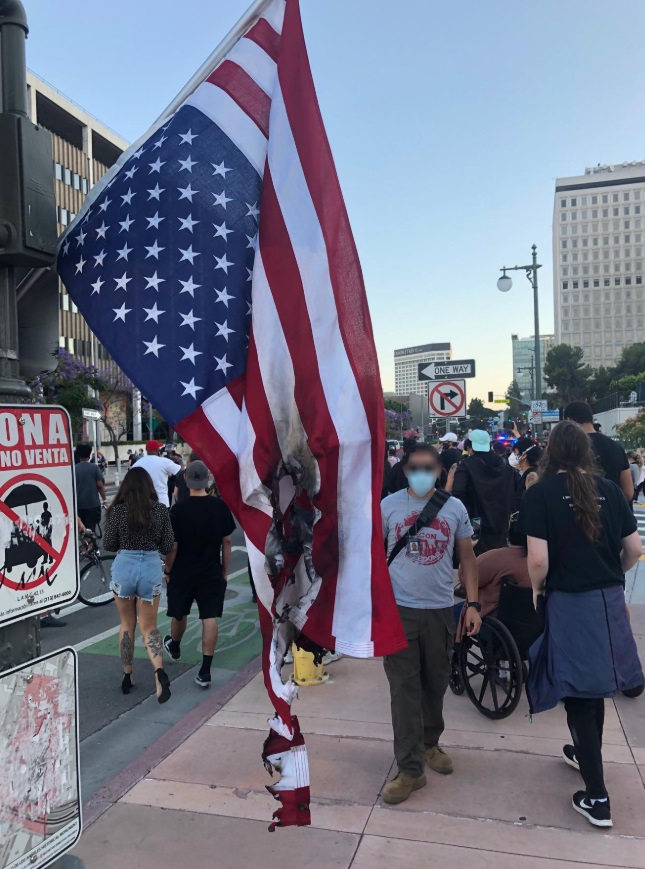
103, 468, 176, 702
523, 421, 643, 828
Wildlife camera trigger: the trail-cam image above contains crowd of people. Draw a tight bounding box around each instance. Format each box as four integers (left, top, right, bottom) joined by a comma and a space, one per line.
63, 407, 645, 830
380, 402, 644, 829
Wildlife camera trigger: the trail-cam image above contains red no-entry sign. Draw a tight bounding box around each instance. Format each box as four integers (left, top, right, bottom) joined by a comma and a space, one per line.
428, 380, 466, 418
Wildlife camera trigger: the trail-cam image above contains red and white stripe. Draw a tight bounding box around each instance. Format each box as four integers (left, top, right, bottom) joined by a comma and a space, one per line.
177, 0, 407, 823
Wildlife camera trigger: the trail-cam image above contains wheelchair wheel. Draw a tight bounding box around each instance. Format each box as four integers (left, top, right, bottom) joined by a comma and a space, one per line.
449, 651, 465, 695
457, 616, 523, 720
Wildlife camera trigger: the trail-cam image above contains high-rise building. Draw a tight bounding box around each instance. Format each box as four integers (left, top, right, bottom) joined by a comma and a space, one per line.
511, 334, 554, 401
394, 343, 452, 396
553, 162, 645, 367
25, 71, 128, 367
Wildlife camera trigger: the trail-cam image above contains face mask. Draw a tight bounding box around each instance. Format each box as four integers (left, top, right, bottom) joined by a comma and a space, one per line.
407, 470, 437, 497
508, 453, 521, 469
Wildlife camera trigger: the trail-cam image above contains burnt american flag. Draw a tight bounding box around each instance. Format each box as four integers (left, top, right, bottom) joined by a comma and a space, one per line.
57, 0, 406, 830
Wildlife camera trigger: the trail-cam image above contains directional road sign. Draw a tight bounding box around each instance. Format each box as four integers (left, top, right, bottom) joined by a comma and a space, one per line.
82, 407, 101, 421
418, 359, 476, 381
428, 380, 467, 418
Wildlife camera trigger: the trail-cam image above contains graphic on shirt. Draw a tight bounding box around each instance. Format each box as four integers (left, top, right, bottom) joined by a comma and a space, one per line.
395, 511, 451, 565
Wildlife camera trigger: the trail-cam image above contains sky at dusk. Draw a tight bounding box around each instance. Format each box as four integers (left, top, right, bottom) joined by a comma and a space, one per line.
25, 0, 645, 401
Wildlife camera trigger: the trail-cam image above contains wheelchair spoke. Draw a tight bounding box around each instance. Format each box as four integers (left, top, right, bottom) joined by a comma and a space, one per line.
477, 671, 490, 705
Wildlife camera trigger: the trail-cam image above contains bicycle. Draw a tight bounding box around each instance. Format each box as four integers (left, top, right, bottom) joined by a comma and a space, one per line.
78, 531, 115, 607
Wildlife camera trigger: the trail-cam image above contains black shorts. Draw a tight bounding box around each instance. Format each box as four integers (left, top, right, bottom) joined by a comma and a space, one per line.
78, 506, 102, 531
166, 579, 225, 620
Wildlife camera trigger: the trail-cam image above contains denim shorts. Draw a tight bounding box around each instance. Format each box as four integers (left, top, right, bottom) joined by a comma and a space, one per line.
110, 550, 163, 602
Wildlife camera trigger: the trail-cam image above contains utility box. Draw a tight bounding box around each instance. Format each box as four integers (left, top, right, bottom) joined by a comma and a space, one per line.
0, 113, 57, 266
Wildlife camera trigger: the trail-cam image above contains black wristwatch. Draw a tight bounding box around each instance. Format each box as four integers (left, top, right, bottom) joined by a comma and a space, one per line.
466, 601, 482, 612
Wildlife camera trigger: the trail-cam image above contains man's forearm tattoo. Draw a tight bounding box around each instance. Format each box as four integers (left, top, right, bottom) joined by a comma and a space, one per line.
146, 628, 163, 659
120, 631, 133, 667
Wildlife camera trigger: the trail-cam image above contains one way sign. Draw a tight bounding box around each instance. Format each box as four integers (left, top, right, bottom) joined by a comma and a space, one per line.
418, 359, 476, 381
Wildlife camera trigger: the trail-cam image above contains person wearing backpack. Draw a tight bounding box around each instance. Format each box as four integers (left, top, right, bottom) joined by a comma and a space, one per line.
380, 442, 481, 806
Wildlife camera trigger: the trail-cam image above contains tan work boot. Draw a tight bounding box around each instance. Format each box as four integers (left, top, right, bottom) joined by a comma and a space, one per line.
381, 771, 427, 805
425, 745, 453, 774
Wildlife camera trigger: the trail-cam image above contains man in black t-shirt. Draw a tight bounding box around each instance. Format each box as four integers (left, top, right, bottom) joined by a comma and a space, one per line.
162, 461, 236, 688
563, 402, 633, 502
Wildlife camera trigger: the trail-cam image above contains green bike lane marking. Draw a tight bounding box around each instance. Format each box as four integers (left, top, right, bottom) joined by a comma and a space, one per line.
80, 571, 262, 671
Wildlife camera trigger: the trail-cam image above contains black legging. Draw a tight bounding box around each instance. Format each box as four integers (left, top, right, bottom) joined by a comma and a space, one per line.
564, 696, 606, 798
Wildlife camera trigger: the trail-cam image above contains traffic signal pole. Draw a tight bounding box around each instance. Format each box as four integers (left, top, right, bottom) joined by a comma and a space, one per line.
0, 0, 57, 669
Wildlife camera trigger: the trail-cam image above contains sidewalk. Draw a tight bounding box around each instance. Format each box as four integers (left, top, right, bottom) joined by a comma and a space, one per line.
70, 610, 645, 868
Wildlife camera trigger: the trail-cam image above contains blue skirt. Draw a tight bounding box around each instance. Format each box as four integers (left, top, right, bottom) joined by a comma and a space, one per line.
527, 585, 644, 714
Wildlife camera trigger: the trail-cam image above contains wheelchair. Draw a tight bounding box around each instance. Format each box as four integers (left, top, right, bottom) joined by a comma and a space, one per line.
449, 579, 543, 720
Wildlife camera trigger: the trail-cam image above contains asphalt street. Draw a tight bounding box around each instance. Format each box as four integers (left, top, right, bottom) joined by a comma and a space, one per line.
40, 497, 260, 803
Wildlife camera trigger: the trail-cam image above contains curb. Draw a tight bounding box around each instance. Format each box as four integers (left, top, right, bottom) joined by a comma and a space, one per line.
82, 654, 262, 828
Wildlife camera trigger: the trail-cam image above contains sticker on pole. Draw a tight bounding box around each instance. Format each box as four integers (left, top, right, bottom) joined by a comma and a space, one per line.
0, 406, 79, 627
428, 380, 466, 418
0, 647, 81, 869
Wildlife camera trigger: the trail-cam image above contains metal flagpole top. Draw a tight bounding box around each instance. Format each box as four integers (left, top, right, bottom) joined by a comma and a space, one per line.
153, 0, 276, 126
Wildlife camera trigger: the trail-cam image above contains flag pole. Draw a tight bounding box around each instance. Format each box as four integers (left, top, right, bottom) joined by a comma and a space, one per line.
152, 0, 275, 125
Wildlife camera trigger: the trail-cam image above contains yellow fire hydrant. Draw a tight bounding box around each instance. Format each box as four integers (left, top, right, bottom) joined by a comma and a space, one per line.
290, 644, 330, 686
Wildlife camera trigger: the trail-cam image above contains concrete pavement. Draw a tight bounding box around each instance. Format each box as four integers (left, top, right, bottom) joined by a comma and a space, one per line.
66, 598, 645, 868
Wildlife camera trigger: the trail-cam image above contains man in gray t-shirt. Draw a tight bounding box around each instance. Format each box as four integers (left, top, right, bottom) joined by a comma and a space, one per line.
380, 442, 481, 807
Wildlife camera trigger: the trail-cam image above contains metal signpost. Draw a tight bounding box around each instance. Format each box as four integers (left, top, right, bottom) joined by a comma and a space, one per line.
418, 358, 476, 382
82, 406, 101, 462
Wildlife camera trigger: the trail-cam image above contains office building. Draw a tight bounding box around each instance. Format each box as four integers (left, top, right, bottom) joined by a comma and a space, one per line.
511, 334, 554, 400
394, 343, 452, 396
553, 162, 645, 367
25, 71, 128, 366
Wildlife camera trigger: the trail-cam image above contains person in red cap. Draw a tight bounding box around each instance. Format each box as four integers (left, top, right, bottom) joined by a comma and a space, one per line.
134, 440, 182, 507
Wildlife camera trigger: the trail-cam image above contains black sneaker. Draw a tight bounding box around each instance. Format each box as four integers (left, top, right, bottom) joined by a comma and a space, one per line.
195, 671, 211, 689
572, 791, 612, 828
163, 635, 181, 661
562, 744, 580, 771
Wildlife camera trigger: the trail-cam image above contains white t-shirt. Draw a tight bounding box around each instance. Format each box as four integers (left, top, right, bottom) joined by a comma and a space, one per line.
134, 454, 181, 506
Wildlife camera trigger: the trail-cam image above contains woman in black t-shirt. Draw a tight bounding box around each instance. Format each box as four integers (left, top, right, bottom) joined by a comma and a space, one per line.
523, 421, 643, 828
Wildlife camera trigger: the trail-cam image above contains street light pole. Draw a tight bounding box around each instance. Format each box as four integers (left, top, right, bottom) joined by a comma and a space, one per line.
497, 245, 543, 435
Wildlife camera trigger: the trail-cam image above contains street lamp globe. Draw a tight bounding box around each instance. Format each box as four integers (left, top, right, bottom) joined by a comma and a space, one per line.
497, 274, 513, 293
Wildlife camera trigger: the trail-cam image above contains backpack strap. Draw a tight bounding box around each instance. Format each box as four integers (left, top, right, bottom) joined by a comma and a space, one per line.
387, 489, 451, 568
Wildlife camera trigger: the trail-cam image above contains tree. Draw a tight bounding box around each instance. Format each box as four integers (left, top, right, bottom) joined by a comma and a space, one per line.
467, 398, 495, 419
613, 342, 645, 379
505, 380, 524, 418
30, 348, 107, 441
543, 344, 592, 406
98, 366, 133, 466
615, 408, 645, 449
588, 365, 614, 401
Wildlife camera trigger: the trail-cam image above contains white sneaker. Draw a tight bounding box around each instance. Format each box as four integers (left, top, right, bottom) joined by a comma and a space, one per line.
322, 650, 342, 666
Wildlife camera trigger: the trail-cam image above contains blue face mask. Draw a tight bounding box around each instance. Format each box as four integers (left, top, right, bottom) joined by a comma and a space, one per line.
407, 470, 437, 497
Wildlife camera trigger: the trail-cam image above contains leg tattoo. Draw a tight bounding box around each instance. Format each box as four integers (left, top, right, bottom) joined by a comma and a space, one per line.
120, 631, 133, 667
146, 628, 163, 659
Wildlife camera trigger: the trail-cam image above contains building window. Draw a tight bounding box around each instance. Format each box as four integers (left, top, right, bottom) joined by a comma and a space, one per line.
59, 207, 68, 226
636, 205, 642, 215
581, 210, 588, 220
613, 207, 620, 217
637, 276, 642, 284
55, 162, 62, 181
571, 198, 577, 206
561, 198, 567, 207
64, 167, 71, 185
583, 280, 589, 288
593, 279, 599, 288
624, 206, 630, 216
70, 212, 76, 222
592, 210, 598, 219
591, 195, 598, 205
625, 220, 631, 229
615, 278, 621, 286
562, 281, 569, 290
571, 211, 578, 220
602, 194, 609, 204
604, 278, 610, 287
626, 277, 632, 285
593, 237, 599, 246
62, 293, 69, 311
624, 191, 630, 202
635, 190, 642, 201
613, 193, 619, 202
573, 281, 579, 289
561, 212, 566, 222
561, 240, 568, 249
82, 178, 88, 194
561, 254, 568, 263
73, 173, 80, 190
